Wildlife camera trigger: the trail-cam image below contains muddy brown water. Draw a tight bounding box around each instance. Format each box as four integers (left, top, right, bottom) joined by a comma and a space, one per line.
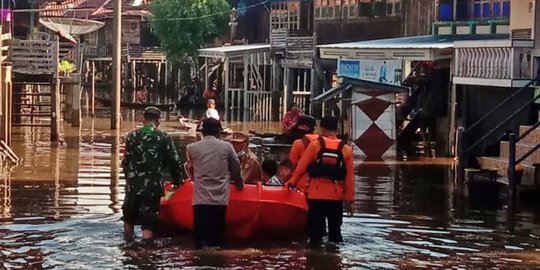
1, 112, 540, 269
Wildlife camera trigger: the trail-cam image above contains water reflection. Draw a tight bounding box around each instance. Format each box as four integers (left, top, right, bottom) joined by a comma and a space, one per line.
0, 115, 540, 268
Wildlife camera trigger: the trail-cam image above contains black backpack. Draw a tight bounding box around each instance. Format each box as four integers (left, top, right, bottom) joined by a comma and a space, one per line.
307, 136, 347, 181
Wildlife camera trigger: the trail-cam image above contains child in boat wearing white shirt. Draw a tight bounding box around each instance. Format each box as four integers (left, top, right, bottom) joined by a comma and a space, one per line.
264, 159, 293, 186
261, 160, 278, 185
204, 99, 220, 121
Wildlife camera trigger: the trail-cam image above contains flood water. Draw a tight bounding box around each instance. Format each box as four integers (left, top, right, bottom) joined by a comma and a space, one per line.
1, 111, 540, 269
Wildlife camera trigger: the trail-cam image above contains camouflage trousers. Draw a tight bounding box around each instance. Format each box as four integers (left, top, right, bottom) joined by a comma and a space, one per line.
121, 192, 161, 230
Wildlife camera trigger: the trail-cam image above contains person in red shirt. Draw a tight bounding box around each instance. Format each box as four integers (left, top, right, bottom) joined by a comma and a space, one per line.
287, 116, 355, 245
282, 103, 304, 133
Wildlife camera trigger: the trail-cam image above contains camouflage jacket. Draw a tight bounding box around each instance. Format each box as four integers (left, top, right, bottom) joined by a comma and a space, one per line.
122, 124, 182, 197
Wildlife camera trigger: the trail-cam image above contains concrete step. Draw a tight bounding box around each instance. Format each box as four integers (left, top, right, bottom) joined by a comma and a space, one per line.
500, 141, 540, 165
519, 125, 540, 146
477, 156, 536, 186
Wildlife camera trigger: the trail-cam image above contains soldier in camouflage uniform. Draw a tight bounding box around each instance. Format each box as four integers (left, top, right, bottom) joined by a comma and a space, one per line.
121, 106, 182, 241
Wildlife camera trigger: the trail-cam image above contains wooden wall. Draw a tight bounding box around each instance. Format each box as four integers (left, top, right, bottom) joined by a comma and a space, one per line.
316, 16, 403, 44
402, 0, 437, 37
122, 17, 141, 45
315, 0, 436, 44
229, 0, 270, 43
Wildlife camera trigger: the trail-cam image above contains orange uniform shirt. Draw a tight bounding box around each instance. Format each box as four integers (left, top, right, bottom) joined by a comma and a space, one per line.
289, 134, 318, 191
289, 135, 355, 201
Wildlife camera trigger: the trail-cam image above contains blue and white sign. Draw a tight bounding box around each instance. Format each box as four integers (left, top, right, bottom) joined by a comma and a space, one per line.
338, 59, 403, 86
337, 59, 361, 79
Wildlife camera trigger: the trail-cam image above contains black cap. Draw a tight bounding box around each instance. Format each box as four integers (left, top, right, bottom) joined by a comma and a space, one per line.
296, 115, 316, 128
143, 106, 161, 119
320, 116, 339, 131
201, 118, 222, 135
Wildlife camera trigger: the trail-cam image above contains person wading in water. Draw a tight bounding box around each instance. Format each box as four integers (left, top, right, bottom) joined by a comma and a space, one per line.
287, 116, 355, 246
121, 106, 183, 243
186, 118, 244, 248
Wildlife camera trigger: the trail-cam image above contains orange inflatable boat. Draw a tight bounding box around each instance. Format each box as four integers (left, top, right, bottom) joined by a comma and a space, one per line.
159, 181, 308, 239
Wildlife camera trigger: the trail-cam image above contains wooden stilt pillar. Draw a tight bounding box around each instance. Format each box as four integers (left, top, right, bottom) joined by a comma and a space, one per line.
111, 0, 122, 130
65, 79, 73, 123
72, 74, 81, 127
91, 61, 96, 116
204, 57, 209, 92
164, 61, 169, 88
243, 54, 249, 121
13, 84, 22, 124
224, 57, 230, 120
131, 61, 136, 102
51, 79, 60, 142
110, 128, 121, 209
6, 66, 12, 146
271, 57, 280, 121
285, 68, 295, 113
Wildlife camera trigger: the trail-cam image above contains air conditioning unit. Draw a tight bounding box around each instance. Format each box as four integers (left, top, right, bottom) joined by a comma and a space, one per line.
510, 0, 534, 39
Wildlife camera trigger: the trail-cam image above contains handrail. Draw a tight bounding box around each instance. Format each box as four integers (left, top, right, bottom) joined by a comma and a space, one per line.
462, 93, 540, 154
517, 121, 540, 141
516, 141, 540, 164
463, 76, 539, 135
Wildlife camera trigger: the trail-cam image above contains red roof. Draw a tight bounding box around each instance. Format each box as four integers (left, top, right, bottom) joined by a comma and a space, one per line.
39, 0, 150, 19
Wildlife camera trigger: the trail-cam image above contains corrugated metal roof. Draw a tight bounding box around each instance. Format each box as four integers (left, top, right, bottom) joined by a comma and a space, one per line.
39, 0, 146, 19
313, 77, 407, 103
318, 34, 509, 50
199, 44, 270, 58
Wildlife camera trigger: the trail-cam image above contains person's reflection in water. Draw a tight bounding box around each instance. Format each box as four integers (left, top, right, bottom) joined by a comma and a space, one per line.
305, 246, 343, 270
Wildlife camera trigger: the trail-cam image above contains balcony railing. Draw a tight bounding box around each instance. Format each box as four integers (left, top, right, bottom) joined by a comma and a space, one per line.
454, 39, 533, 83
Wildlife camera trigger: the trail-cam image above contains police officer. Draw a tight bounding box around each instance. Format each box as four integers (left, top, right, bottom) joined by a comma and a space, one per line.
121, 106, 183, 242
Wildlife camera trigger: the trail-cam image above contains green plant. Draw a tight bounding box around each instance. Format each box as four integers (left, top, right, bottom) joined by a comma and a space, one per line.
149, 0, 230, 66
59, 60, 76, 74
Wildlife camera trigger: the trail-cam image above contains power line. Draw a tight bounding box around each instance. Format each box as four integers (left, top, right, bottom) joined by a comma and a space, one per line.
148, 0, 270, 22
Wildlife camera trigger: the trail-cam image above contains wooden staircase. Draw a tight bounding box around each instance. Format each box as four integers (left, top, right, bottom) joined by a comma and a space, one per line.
478, 113, 540, 186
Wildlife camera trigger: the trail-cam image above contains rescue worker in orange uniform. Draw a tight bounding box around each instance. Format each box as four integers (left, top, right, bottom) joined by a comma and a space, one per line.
288, 116, 318, 191
287, 116, 355, 245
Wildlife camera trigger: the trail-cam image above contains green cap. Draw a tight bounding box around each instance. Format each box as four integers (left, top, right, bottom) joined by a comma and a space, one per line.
143, 106, 161, 119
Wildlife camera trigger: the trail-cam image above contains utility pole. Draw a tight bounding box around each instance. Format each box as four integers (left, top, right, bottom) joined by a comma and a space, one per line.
111, 0, 122, 129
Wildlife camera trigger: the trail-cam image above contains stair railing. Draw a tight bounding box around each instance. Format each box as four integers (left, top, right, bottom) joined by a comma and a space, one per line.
508, 116, 540, 201
458, 76, 539, 178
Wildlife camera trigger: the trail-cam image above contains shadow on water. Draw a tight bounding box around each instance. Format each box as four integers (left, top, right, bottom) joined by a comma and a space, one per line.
0, 112, 540, 268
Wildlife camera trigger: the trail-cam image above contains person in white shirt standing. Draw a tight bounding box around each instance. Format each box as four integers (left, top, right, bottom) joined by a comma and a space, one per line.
204, 99, 220, 120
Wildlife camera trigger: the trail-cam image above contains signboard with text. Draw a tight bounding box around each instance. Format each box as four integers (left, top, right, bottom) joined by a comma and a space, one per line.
338, 59, 403, 86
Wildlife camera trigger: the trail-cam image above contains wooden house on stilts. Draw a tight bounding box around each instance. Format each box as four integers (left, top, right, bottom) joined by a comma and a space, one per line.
199, 0, 317, 122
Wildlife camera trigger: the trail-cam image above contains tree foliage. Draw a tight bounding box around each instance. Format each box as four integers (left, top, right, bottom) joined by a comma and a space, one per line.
150, 0, 230, 65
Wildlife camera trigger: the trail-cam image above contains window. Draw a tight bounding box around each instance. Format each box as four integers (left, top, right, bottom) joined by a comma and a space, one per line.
455, 0, 469, 20
439, 0, 454, 21
315, 0, 322, 18
438, 0, 509, 21
271, 2, 299, 30
343, 0, 349, 17
386, 0, 400, 16
348, 0, 358, 18
358, 0, 371, 17
473, 0, 510, 20
332, 0, 342, 18
373, 0, 385, 16
342, 0, 357, 18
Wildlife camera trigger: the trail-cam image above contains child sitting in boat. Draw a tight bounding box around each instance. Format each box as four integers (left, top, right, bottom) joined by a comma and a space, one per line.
204, 99, 220, 121
261, 160, 278, 185
264, 159, 293, 186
